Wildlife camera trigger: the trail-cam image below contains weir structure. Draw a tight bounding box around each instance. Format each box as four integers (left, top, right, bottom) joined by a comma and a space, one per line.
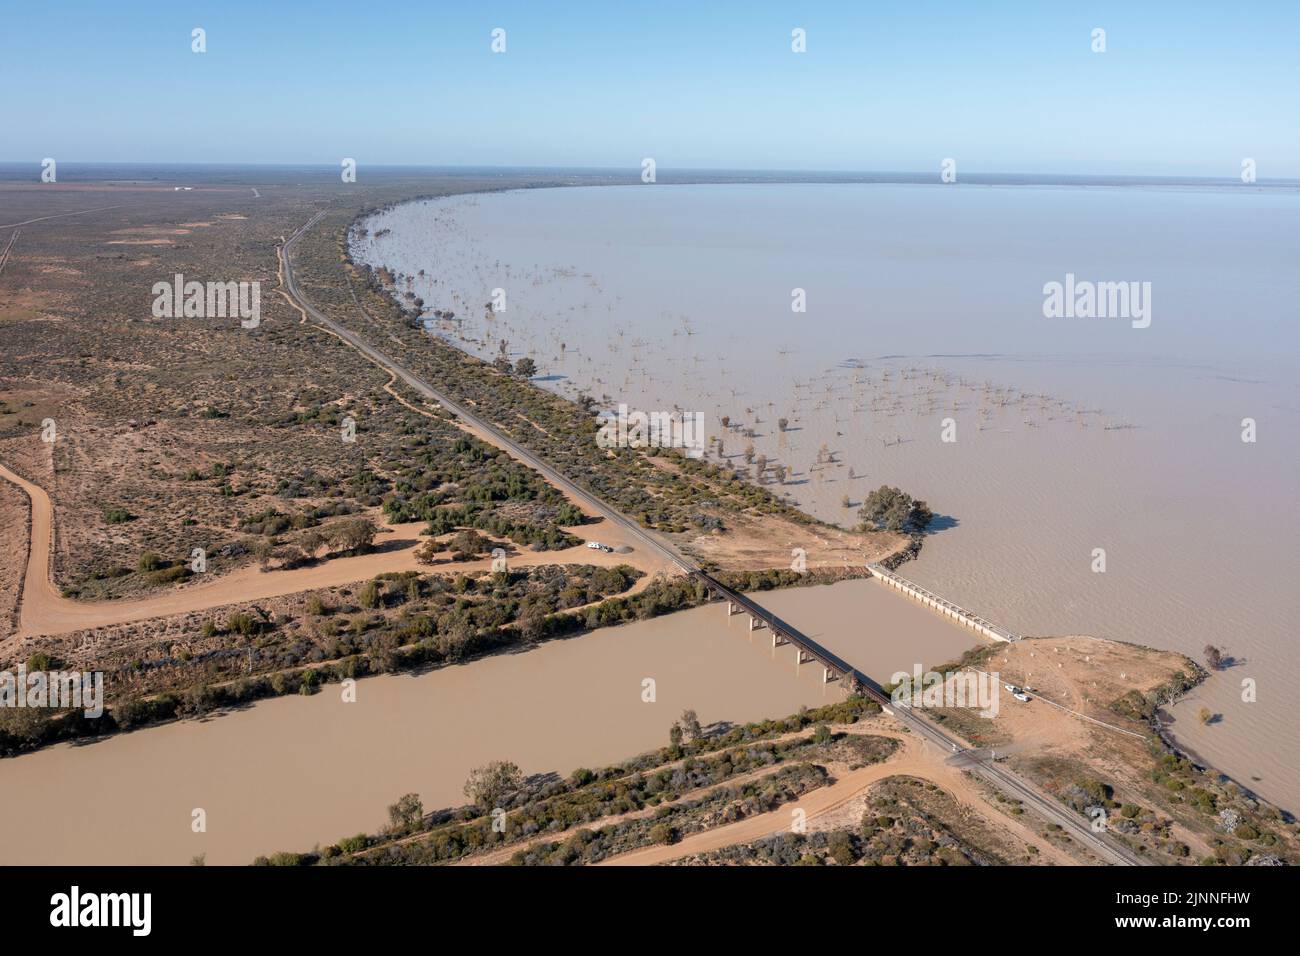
865, 563, 1019, 643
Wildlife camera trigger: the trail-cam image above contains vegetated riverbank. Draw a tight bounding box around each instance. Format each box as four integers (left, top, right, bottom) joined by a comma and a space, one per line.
266, 633, 1300, 868
278, 695, 890, 866
0, 565, 871, 760
0, 581, 869, 865
348, 183, 1300, 815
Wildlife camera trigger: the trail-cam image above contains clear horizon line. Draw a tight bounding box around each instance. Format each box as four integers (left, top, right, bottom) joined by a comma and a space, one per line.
0, 160, 1296, 185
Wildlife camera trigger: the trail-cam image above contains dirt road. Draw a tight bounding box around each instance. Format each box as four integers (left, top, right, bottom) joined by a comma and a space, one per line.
597, 729, 1078, 866
0, 459, 670, 639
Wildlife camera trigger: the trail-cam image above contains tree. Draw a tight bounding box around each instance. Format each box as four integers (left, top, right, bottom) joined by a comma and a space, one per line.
778, 417, 789, 432
720, 415, 730, 429
744, 444, 755, 464
857, 485, 932, 533
514, 356, 537, 378
299, 529, 326, 560
1204, 644, 1224, 671
493, 356, 513, 374
518, 607, 547, 643
438, 620, 476, 661
463, 760, 523, 809
680, 708, 702, 742
450, 529, 489, 560
668, 722, 683, 747
330, 517, 377, 555
755, 454, 767, 478
774, 464, 788, 484
387, 792, 424, 832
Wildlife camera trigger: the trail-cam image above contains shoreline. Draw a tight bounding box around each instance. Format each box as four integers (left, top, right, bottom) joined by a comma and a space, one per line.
346, 184, 1299, 814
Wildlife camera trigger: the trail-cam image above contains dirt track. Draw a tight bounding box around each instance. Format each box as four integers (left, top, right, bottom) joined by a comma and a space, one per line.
597, 727, 1078, 866
0, 459, 672, 640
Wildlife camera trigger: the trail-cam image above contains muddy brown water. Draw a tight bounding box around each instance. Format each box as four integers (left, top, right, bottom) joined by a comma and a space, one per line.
353, 183, 1300, 811
0, 578, 973, 865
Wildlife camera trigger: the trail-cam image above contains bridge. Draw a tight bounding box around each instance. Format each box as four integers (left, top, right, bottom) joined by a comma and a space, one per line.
694, 567, 1144, 865
699, 572, 864, 688
282, 211, 1148, 867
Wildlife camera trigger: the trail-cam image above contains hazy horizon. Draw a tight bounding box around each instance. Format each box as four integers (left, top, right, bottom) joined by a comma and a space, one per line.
4, 161, 1299, 187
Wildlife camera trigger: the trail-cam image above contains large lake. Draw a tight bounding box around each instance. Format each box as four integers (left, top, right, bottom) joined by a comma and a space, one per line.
353, 182, 1300, 811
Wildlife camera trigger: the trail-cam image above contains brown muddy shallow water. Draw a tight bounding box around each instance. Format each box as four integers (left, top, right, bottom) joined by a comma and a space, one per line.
0, 578, 973, 865
352, 183, 1300, 811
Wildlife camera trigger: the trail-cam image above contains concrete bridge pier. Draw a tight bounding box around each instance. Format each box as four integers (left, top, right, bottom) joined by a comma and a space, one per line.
748, 615, 765, 632
726, 601, 742, 617
771, 631, 788, 649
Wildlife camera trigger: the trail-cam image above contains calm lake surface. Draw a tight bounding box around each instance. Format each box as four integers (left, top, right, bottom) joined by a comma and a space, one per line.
353, 182, 1300, 811
0, 579, 970, 864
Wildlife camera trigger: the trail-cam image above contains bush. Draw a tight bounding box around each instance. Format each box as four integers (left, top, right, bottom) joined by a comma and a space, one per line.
226, 612, 257, 636
337, 834, 369, 855
648, 823, 678, 845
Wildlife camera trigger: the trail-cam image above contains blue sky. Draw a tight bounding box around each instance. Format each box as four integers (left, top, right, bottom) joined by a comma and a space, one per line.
2, 0, 1297, 176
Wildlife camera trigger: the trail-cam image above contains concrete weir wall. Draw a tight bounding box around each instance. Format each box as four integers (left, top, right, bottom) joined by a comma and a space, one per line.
866, 564, 1019, 643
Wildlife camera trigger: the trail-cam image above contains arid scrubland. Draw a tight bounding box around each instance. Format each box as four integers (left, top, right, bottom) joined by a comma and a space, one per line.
5, 172, 1286, 870
0, 170, 905, 756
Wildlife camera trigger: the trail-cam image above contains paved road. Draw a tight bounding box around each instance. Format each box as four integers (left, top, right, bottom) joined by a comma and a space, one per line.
282, 211, 1148, 867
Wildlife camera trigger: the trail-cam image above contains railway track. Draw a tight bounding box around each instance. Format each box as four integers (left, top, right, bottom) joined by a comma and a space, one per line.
282, 210, 1149, 867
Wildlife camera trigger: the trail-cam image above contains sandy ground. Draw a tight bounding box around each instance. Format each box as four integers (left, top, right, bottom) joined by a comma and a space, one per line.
455, 760, 792, 866
596, 721, 1077, 866
0, 459, 673, 640
685, 508, 908, 573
